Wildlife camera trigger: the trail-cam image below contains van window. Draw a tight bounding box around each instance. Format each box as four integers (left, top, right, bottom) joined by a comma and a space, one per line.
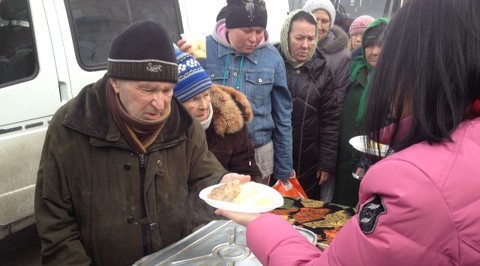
288, 0, 403, 19
66, 0, 183, 70
0, 0, 36, 86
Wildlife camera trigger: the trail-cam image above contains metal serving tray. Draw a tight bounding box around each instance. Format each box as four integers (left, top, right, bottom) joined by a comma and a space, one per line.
133, 219, 316, 266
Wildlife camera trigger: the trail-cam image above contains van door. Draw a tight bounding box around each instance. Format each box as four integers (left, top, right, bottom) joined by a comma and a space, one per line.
0, 0, 65, 237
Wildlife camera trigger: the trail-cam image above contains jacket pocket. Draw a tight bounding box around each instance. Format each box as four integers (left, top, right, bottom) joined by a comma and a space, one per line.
205, 67, 228, 85
244, 71, 273, 105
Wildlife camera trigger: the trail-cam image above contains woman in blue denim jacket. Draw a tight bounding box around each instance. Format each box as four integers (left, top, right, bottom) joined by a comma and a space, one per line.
179, 0, 293, 182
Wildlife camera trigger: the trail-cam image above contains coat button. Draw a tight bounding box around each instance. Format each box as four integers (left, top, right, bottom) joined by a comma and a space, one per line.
150, 223, 158, 230
127, 216, 135, 224
258, 78, 262, 83
124, 163, 132, 170
233, 72, 238, 77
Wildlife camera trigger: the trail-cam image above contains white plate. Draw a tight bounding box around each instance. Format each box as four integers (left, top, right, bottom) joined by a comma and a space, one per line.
199, 182, 284, 213
348, 135, 391, 157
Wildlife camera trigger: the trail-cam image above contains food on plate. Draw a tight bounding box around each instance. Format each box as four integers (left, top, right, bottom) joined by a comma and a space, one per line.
292, 208, 331, 224
207, 181, 277, 206
232, 182, 276, 205
208, 179, 241, 202
324, 227, 341, 244
323, 210, 351, 227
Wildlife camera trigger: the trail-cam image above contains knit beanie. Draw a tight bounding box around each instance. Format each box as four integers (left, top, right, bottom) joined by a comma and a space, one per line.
349, 15, 375, 36
302, 0, 336, 29
225, 0, 268, 29
217, 6, 227, 22
108, 20, 178, 83
174, 52, 212, 102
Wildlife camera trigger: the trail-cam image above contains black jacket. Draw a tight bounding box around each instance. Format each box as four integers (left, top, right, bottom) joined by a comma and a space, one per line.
275, 44, 341, 198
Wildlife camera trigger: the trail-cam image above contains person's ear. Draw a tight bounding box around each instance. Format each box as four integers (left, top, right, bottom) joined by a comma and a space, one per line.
110, 78, 121, 93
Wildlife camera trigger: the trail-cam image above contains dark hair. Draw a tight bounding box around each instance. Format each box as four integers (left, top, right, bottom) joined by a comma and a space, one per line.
363, 0, 479, 152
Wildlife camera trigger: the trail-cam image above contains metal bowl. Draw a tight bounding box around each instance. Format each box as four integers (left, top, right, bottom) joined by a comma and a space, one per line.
294, 226, 317, 245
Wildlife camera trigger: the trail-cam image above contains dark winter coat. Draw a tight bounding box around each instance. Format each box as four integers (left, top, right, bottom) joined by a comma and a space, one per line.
206, 84, 262, 182
332, 69, 367, 206
318, 25, 352, 104
333, 18, 390, 207
34, 76, 228, 266
275, 44, 341, 199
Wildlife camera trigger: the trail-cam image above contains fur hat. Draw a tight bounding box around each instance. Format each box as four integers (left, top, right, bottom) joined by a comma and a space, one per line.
302, 0, 336, 29
349, 15, 375, 36
225, 0, 268, 29
108, 20, 178, 83
174, 52, 212, 102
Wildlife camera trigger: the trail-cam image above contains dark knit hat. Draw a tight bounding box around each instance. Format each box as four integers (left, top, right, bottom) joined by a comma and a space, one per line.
225, 0, 268, 29
216, 6, 227, 22
108, 20, 178, 83
174, 52, 212, 102
363, 23, 387, 48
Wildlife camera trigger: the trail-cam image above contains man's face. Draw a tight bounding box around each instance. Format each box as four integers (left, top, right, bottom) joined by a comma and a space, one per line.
110, 79, 175, 121
181, 89, 211, 122
312, 9, 330, 41
288, 19, 316, 62
365, 44, 382, 68
227, 26, 265, 54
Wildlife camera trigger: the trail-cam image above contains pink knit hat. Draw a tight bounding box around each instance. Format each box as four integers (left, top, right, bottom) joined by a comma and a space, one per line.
349, 15, 375, 36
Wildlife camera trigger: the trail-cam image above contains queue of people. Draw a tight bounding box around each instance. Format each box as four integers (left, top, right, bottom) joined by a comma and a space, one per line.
34, 0, 480, 265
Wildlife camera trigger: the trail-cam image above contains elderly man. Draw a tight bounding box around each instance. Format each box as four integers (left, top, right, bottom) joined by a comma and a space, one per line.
34, 20, 248, 266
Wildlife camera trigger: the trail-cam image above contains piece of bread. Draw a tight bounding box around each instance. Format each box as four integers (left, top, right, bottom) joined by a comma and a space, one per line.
207, 179, 241, 202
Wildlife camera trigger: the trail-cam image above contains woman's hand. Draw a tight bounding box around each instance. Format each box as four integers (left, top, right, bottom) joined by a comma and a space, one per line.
317, 170, 331, 186
220, 173, 251, 184
215, 209, 261, 227
176, 38, 192, 54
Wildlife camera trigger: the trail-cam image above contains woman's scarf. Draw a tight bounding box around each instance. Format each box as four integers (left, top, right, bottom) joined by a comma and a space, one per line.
201, 103, 214, 130
279, 9, 318, 69
352, 18, 390, 127
106, 80, 170, 154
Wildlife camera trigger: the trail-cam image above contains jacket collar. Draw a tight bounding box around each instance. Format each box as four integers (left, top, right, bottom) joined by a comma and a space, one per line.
63, 75, 193, 147
210, 84, 253, 136
318, 25, 349, 54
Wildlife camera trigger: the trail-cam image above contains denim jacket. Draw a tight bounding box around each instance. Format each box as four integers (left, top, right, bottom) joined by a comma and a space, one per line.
199, 22, 293, 180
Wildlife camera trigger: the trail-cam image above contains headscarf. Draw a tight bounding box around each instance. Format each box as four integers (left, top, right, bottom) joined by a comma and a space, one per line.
279, 9, 318, 68
350, 18, 389, 127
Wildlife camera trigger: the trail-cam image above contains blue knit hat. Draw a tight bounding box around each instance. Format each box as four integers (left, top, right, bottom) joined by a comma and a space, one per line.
174, 52, 212, 102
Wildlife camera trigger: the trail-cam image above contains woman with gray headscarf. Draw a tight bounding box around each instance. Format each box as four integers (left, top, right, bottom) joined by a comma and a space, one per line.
274, 9, 340, 201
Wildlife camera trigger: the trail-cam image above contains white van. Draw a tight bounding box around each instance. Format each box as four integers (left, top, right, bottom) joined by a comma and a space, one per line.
0, 0, 290, 239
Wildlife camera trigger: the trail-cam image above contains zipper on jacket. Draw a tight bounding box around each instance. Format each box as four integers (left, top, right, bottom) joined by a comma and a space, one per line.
138, 154, 150, 256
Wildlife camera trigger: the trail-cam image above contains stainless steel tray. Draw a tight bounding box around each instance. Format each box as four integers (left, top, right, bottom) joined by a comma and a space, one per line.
134, 220, 260, 266
133, 219, 317, 266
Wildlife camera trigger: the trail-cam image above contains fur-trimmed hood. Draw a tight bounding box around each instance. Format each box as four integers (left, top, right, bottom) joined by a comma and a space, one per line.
211, 84, 253, 137
319, 25, 349, 54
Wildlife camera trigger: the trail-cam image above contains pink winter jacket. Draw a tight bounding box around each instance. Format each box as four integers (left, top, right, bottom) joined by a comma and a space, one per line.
247, 117, 480, 265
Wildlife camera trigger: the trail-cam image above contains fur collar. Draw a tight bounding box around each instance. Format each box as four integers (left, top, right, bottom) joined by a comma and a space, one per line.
211, 84, 253, 136
319, 25, 349, 54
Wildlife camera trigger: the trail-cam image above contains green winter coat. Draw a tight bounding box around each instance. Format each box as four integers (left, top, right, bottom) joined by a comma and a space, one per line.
34, 76, 228, 266
332, 18, 389, 207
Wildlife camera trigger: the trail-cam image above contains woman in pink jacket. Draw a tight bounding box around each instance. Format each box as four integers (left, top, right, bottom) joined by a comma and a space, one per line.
216, 0, 480, 265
